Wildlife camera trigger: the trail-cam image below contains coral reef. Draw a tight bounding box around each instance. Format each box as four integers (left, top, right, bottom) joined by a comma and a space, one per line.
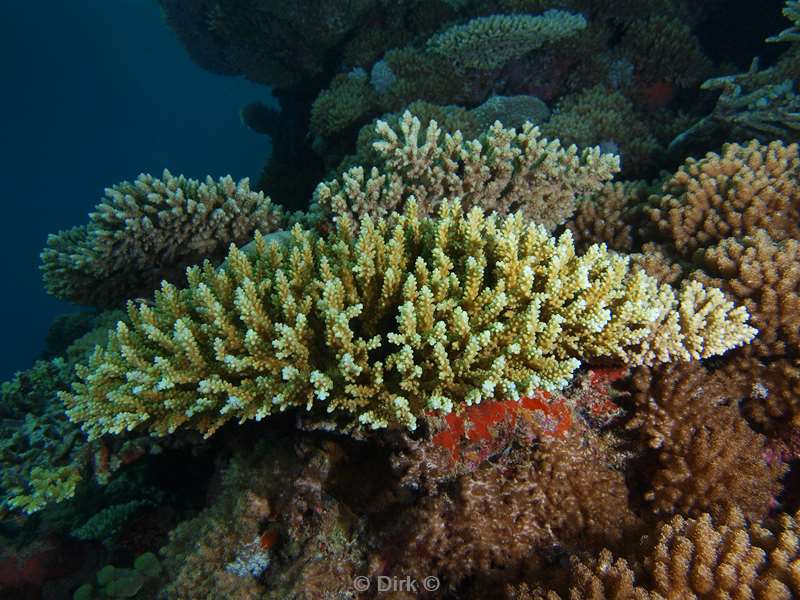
541, 85, 661, 178
62, 199, 755, 440
41, 170, 285, 308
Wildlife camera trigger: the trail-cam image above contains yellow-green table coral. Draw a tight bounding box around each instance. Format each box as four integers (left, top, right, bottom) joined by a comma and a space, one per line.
62, 201, 756, 440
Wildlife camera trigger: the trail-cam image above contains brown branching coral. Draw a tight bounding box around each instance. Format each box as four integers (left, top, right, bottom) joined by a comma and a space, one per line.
692, 231, 800, 357
649, 140, 800, 256
40, 170, 285, 308
565, 181, 651, 252
627, 363, 785, 520
509, 506, 800, 599
392, 421, 639, 589
718, 353, 800, 430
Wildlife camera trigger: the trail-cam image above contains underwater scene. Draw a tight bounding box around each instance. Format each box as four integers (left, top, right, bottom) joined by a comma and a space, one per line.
4, 0, 800, 598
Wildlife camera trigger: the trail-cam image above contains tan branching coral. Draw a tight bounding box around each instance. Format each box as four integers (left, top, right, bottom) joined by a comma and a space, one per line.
426, 10, 587, 70
313, 110, 621, 231
510, 506, 800, 599
41, 170, 285, 307
628, 363, 784, 520
692, 231, 800, 357
649, 140, 800, 256
62, 200, 755, 440
565, 181, 650, 252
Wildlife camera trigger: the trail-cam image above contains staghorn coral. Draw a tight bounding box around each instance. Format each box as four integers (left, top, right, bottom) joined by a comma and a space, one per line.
627, 363, 785, 520
649, 140, 800, 256
314, 110, 621, 231
62, 199, 755, 440
426, 10, 587, 70
509, 506, 800, 599
769, 0, 800, 43
41, 170, 285, 308
671, 3, 800, 156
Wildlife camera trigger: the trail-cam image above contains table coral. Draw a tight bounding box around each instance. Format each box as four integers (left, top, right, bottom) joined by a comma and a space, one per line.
426, 10, 587, 70
41, 170, 285, 308
62, 199, 754, 440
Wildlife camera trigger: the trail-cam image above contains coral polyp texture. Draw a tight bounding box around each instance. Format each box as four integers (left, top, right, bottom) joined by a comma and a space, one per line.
40, 170, 285, 308
425, 10, 587, 70
62, 199, 755, 440
314, 111, 621, 231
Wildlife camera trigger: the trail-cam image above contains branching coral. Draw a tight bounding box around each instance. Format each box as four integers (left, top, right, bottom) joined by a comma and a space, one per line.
426, 10, 587, 70
692, 232, 800, 357
510, 506, 800, 599
627, 363, 785, 520
314, 111, 621, 231
62, 200, 755, 440
309, 71, 380, 138
618, 16, 711, 89
41, 170, 285, 308
394, 421, 638, 587
159, 0, 379, 89
565, 181, 651, 252
649, 140, 800, 255
768, 0, 800, 44
718, 353, 800, 430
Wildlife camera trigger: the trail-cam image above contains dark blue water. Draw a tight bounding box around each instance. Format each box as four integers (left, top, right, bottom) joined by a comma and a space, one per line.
0, 1, 274, 380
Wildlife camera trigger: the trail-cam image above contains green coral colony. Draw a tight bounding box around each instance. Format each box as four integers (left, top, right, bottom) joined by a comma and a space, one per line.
6, 1, 800, 598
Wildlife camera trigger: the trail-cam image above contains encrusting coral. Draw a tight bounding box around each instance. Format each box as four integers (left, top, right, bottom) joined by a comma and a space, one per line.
313, 111, 621, 231
41, 170, 285, 308
62, 199, 755, 440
